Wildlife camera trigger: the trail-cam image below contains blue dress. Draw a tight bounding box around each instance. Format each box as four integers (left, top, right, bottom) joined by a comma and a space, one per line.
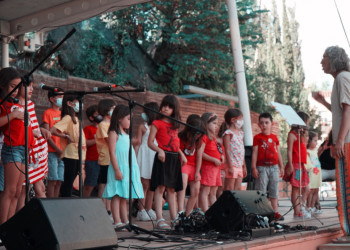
103, 133, 144, 199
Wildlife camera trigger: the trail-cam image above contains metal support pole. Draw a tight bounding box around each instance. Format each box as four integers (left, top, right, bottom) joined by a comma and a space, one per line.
1, 36, 10, 68
226, 0, 253, 146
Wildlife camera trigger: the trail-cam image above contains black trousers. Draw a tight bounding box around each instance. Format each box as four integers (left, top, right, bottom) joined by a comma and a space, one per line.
60, 157, 80, 197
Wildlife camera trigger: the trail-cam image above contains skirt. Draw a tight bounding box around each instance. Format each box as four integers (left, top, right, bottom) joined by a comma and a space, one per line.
150, 151, 183, 192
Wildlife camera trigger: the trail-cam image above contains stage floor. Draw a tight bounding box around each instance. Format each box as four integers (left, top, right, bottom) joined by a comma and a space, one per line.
115, 197, 343, 250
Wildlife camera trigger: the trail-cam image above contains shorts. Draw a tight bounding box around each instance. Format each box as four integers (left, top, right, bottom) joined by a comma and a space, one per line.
1, 144, 26, 165
225, 166, 244, 179
98, 165, 109, 184
47, 152, 64, 181
200, 163, 222, 187
254, 165, 279, 198
84, 160, 100, 186
182, 164, 198, 182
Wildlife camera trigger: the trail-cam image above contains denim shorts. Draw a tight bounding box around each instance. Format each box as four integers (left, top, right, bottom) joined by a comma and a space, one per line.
84, 160, 100, 186
47, 152, 64, 181
1, 144, 26, 165
98, 165, 109, 184
254, 165, 280, 198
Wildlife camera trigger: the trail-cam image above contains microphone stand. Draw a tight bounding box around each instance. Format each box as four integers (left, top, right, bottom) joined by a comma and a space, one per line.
0, 28, 76, 204
108, 89, 204, 238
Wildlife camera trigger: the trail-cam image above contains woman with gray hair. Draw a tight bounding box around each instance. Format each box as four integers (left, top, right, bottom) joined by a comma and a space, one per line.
314, 46, 350, 237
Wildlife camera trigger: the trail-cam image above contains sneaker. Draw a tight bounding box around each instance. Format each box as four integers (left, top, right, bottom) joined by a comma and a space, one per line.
147, 209, 157, 220
274, 212, 284, 221
309, 207, 316, 213
137, 209, 151, 221
294, 211, 311, 219
314, 209, 323, 214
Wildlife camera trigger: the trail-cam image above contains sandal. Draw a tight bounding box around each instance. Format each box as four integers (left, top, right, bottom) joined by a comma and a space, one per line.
155, 218, 170, 230
113, 222, 127, 231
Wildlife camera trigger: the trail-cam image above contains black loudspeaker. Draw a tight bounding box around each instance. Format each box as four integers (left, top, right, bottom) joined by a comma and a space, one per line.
0, 198, 118, 250
205, 190, 275, 233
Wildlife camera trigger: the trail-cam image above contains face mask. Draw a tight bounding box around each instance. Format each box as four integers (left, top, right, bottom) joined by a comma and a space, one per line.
109, 110, 113, 117
56, 98, 63, 108
93, 115, 103, 123
141, 113, 148, 122
235, 119, 244, 129
73, 102, 80, 113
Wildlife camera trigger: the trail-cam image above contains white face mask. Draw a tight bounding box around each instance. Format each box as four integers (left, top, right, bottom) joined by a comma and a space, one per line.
73, 102, 80, 113
141, 113, 148, 122
55, 98, 63, 108
109, 109, 113, 117
235, 119, 244, 129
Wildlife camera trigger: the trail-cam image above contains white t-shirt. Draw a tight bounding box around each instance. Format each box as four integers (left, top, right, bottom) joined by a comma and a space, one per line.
331, 71, 350, 143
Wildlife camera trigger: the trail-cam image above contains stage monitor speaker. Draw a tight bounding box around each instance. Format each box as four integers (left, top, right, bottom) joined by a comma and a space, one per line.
205, 190, 275, 233
0, 198, 118, 250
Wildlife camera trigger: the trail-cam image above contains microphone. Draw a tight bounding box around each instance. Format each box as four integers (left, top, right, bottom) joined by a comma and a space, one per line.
93, 84, 118, 92
39, 83, 60, 92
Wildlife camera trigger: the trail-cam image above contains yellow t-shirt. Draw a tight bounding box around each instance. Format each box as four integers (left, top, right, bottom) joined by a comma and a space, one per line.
96, 120, 110, 165
54, 115, 86, 160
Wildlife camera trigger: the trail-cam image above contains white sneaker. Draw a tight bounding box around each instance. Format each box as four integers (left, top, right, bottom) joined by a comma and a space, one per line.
314, 209, 323, 214
137, 209, 151, 221
147, 209, 157, 220
302, 210, 312, 219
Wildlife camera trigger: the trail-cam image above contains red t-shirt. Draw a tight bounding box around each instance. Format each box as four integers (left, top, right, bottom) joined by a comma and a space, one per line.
42, 108, 62, 152
84, 125, 99, 161
202, 134, 222, 165
253, 133, 279, 166
290, 131, 307, 164
180, 139, 196, 167
0, 101, 34, 147
153, 120, 179, 152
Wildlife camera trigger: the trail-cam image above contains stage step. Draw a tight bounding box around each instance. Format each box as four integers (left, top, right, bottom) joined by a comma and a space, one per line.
319, 243, 350, 249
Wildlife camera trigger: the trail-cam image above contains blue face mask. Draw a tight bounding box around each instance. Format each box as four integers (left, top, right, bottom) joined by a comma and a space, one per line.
56, 98, 63, 108
73, 102, 80, 113
141, 113, 148, 122
109, 110, 113, 117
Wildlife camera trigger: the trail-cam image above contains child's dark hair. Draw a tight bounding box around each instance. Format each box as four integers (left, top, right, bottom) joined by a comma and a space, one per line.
86, 105, 98, 119
218, 122, 227, 138
159, 95, 181, 129
0, 67, 22, 102
179, 114, 204, 150
201, 112, 218, 139
144, 102, 159, 126
297, 111, 310, 124
61, 94, 79, 124
98, 99, 116, 117
259, 112, 273, 122
109, 104, 130, 134
307, 131, 318, 148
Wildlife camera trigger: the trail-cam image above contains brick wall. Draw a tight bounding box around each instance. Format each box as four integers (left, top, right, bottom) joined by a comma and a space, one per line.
31, 73, 279, 137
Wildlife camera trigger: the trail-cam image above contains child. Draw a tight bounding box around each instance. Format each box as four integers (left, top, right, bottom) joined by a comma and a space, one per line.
222, 109, 247, 191
285, 111, 311, 218
252, 112, 284, 220
177, 114, 205, 217
148, 95, 186, 229
42, 87, 65, 198
83, 105, 102, 197
50, 94, 86, 197
96, 99, 116, 213
16, 79, 50, 211
134, 102, 159, 221
198, 113, 225, 213
306, 131, 322, 214
0, 67, 34, 224
103, 104, 144, 228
